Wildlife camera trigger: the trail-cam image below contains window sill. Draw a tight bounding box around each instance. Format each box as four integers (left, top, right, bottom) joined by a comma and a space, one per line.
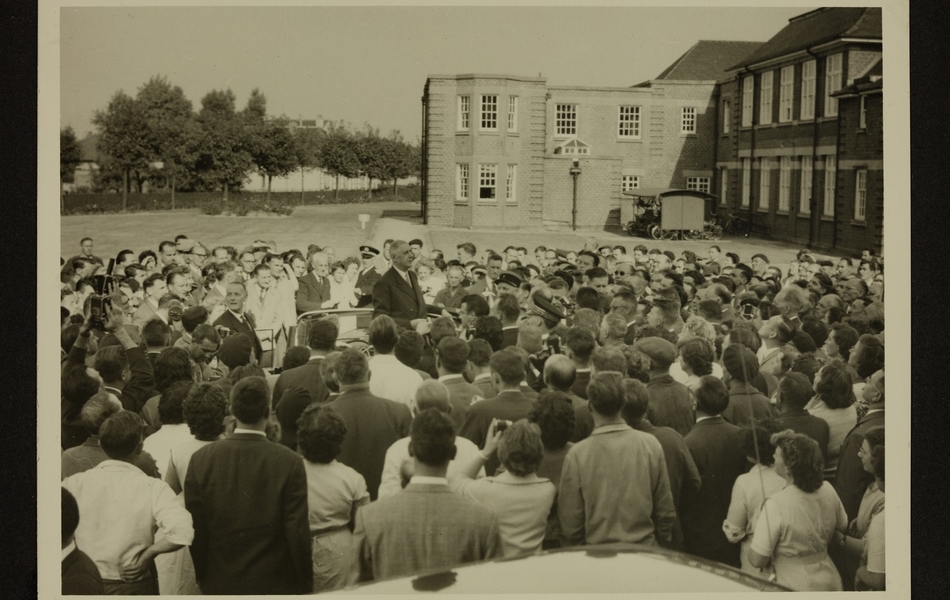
507, 131, 520, 136
820, 215, 834, 222
850, 219, 867, 227
756, 208, 770, 214
455, 131, 470, 136
856, 128, 867, 134
796, 212, 812, 219
477, 199, 498, 204
680, 133, 697, 137
454, 200, 469, 205
776, 210, 790, 216
477, 130, 500, 136
775, 120, 795, 127
818, 116, 838, 123
754, 123, 775, 129
616, 137, 643, 143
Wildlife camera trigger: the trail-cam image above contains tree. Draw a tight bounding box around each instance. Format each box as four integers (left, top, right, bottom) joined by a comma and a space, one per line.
93, 91, 152, 211
294, 127, 325, 204
379, 131, 419, 197
60, 126, 82, 212
355, 125, 388, 195
136, 76, 195, 208
319, 121, 361, 199
194, 89, 253, 201
241, 90, 298, 203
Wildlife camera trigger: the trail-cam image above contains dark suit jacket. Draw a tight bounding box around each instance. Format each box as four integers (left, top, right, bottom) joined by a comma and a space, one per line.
682, 416, 748, 568
323, 388, 413, 500
272, 357, 329, 411
355, 266, 382, 297
645, 375, 696, 438
372, 267, 427, 330
564, 391, 595, 443
213, 310, 263, 362
775, 408, 831, 462
62, 547, 104, 595
500, 326, 519, 350
347, 483, 502, 584
295, 272, 331, 314
184, 433, 312, 595
439, 375, 482, 431
834, 408, 885, 521
459, 389, 535, 476
571, 369, 592, 400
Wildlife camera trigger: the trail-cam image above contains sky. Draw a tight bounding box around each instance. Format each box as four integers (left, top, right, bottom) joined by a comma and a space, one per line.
60, 5, 807, 142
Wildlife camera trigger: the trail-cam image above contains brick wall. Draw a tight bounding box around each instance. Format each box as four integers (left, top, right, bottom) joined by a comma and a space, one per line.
834, 91, 883, 254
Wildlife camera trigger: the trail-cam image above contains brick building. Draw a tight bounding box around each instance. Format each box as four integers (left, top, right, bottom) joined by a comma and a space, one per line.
421, 7, 884, 256
421, 41, 760, 231
718, 7, 882, 253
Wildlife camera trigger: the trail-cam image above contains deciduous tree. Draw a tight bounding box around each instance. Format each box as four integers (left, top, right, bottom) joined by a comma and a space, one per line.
93, 91, 152, 210
60, 126, 82, 212
195, 89, 253, 201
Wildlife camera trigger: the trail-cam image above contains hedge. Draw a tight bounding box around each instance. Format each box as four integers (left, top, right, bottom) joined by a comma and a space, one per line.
61, 186, 421, 215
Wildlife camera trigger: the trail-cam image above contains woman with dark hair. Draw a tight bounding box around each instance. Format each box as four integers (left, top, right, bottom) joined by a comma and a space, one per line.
528, 391, 576, 549
138, 249, 159, 273
722, 324, 776, 398
748, 431, 848, 591
161, 383, 229, 595
806, 361, 858, 479
833, 426, 885, 590
451, 419, 556, 557
297, 404, 369, 592
823, 322, 859, 363
849, 334, 885, 419
723, 422, 786, 577
674, 338, 719, 392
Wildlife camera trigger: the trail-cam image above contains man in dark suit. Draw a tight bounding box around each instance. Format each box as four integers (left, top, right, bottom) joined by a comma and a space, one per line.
347, 409, 502, 584
773, 372, 831, 461
372, 240, 427, 330
323, 348, 412, 500
295, 251, 332, 314
542, 355, 595, 443
495, 290, 521, 349
681, 376, 749, 569
185, 377, 312, 595
434, 336, 482, 430
563, 327, 595, 400
834, 369, 885, 521
355, 245, 383, 297
212, 282, 263, 362
459, 348, 534, 476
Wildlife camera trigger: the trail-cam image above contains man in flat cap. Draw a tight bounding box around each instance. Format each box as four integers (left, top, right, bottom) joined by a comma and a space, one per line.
356, 246, 382, 297
633, 336, 694, 437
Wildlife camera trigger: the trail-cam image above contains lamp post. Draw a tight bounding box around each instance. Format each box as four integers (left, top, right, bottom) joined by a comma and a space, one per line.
569, 159, 581, 231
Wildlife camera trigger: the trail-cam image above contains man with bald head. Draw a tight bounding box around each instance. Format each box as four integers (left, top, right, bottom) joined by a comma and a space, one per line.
295, 251, 333, 314
372, 240, 428, 330
543, 354, 595, 442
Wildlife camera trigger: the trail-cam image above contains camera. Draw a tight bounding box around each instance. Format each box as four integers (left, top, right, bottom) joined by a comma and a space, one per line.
89, 258, 116, 331
494, 419, 513, 433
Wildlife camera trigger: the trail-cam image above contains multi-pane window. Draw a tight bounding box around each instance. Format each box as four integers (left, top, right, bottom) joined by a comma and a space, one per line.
456, 163, 469, 201
742, 76, 754, 127
854, 169, 867, 220
618, 106, 641, 138
859, 95, 867, 129
508, 96, 518, 132
825, 53, 843, 117
823, 155, 836, 216
681, 107, 697, 134
479, 164, 496, 200
779, 156, 791, 211
506, 164, 517, 203
622, 175, 640, 192
741, 158, 751, 207
480, 95, 498, 130
759, 158, 771, 210
457, 96, 470, 131
779, 66, 794, 122
800, 60, 816, 120
800, 156, 813, 214
722, 101, 731, 133
759, 71, 773, 125
556, 104, 577, 136
686, 177, 710, 193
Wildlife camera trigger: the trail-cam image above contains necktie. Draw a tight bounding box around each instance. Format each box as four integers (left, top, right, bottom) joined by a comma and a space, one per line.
259, 288, 266, 304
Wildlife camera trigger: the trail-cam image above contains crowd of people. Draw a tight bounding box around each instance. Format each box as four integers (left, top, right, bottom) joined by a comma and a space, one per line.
59, 233, 886, 593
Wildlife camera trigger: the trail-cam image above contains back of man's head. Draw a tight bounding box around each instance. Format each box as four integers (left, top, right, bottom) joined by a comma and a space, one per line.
462, 294, 490, 318
62, 364, 101, 407
142, 319, 172, 348
395, 331, 425, 368
415, 380, 451, 414
575, 287, 600, 312
94, 345, 128, 383
778, 372, 816, 410
98, 410, 144, 460
543, 354, 576, 391
429, 317, 458, 344
368, 315, 400, 354
587, 372, 626, 417
496, 293, 521, 324
409, 408, 457, 467
472, 316, 504, 352
309, 319, 340, 352
62, 487, 80, 546
517, 322, 543, 355
79, 392, 122, 436
620, 378, 652, 425
466, 338, 493, 369
695, 376, 730, 416
564, 327, 596, 363
722, 344, 760, 383
229, 376, 270, 425
335, 348, 370, 386
489, 348, 525, 387
591, 346, 627, 375
437, 336, 469, 374
181, 306, 209, 334
192, 324, 220, 347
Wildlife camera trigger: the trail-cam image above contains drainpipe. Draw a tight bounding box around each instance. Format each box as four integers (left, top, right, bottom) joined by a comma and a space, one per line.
806, 48, 820, 249
570, 159, 581, 230
743, 67, 756, 236
421, 89, 428, 225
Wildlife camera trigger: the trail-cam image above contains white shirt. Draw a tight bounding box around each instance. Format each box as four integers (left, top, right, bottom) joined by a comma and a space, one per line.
142, 423, 194, 479
62, 539, 76, 561
233, 427, 268, 436
62, 460, 194, 581
378, 436, 484, 499
408, 475, 448, 486
368, 354, 423, 409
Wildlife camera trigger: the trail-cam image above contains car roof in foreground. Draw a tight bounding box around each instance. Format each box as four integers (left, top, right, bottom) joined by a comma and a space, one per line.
333, 543, 787, 594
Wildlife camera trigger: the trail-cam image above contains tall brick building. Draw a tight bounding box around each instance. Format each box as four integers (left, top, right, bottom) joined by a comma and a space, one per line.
421, 7, 883, 256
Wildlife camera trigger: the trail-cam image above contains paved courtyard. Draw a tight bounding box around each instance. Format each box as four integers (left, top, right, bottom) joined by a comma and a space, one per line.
60, 201, 820, 271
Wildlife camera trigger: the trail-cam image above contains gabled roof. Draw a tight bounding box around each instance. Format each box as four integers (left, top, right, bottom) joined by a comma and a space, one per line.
651, 40, 763, 82
727, 7, 882, 71
78, 133, 102, 163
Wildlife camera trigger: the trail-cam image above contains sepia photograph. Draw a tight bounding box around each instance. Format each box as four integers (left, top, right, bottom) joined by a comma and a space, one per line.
39, 1, 909, 596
